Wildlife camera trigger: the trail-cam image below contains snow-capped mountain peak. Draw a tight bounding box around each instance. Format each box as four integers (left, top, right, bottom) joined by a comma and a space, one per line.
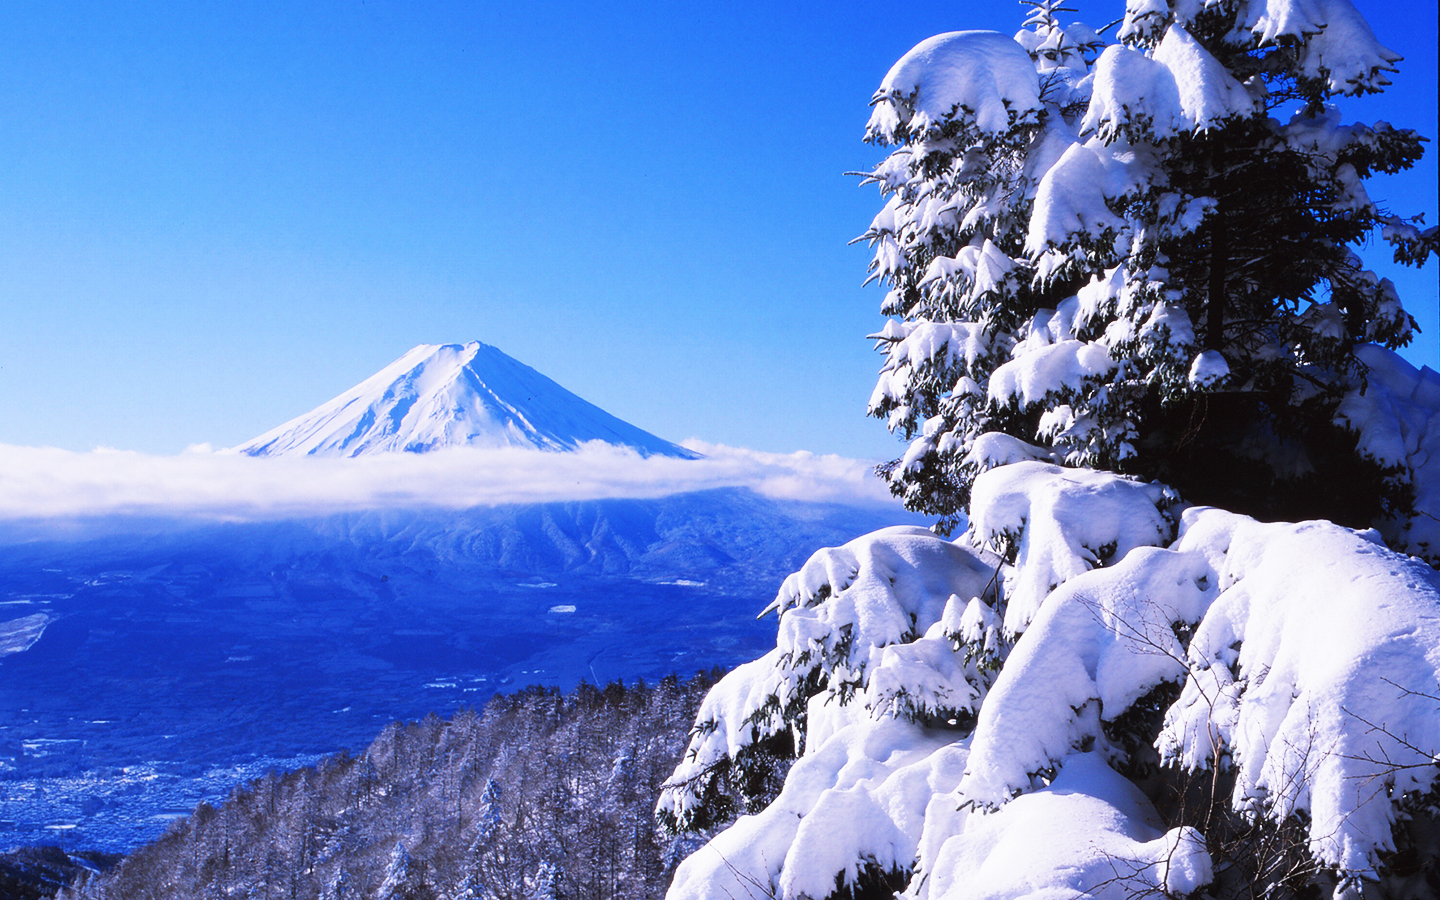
236, 341, 698, 459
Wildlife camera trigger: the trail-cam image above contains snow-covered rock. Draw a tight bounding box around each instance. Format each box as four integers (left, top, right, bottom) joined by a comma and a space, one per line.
236, 341, 697, 459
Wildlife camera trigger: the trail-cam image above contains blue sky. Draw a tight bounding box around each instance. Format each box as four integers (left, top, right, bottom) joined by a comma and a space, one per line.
0, 0, 1434, 459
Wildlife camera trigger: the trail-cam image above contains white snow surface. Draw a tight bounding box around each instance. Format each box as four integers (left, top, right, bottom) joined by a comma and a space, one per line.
1151, 26, 1256, 129
1337, 344, 1440, 560
960, 545, 1214, 806
968, 461, 1178, 633
765, 526, 999, 672
236, 341, 697, 460
1187, 349, 1230, 388
668, 719, 968, 900
1084, 45, 1186, 140
1117, 0, 1399, 94
1024, 140, 1151, 255
922, 754, 1211, 900
867, 31, 1043, 142
987, 338, 1118, 409
1241, 0, 1400, 94
963, 432, 1055, 472
665, 462, 1440, 898
1084, 27, 1254, 142
1161, 507, 1440, 876
0, 613, 51, 656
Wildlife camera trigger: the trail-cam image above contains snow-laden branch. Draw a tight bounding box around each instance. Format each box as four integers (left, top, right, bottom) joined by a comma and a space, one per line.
661, 464, 1440, 898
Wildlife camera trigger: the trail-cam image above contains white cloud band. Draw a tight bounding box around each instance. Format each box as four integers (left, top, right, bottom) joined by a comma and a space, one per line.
0, 440, 900, 522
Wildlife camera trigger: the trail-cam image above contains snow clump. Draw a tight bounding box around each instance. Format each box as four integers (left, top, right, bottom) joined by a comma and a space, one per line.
867, 31, 1043, 142
662, 464, 1440, 899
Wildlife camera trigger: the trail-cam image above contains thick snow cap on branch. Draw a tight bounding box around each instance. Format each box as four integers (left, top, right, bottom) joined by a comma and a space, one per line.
655, 649, 798, 829
869, 322, 992, 416
1188, 349, 1230, 388
668, 719, 969, 900
963, 433, 1054, 473
960, 546, 1215, 806
1242, 0, 1401, 94
987, 338, 1118, 408
1083, 44, 1188, 140
923, 753, 1212, 900
765, 527, 997, 659
968, 462, 1177, 633
1024, 138, 1166, 257
1162, 508, 1440, 877
1083, 27, 1254, 142
1337, 344, 1440, 559
660, 529, 998, 828
867, 31, 1042, 142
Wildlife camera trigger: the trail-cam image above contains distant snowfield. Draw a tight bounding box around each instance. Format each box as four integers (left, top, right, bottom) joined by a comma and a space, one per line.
0, 613, 50, 655
0, 440, 896, 522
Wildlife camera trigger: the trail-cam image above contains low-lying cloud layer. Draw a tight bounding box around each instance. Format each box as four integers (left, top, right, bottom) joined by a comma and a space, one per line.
0, 441, 899, 522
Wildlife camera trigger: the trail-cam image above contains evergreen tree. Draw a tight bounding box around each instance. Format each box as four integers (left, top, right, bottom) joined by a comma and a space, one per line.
376, 842, 413, 900
526, 862, 560, 900
863, 0, 1431, 532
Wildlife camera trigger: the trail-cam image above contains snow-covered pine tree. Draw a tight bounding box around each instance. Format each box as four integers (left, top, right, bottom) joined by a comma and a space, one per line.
377, 842, 412, 900
864, 0, 1430, 533
659, 4, 1440, 899
660, 460, 1440, 898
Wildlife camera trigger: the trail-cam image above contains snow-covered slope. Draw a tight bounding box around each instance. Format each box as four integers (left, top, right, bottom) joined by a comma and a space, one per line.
236, 342, 698, 459
664, 466, 1440, 899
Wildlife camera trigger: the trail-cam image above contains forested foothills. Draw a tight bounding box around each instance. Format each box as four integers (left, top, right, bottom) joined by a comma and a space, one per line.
63, 674, 730, 900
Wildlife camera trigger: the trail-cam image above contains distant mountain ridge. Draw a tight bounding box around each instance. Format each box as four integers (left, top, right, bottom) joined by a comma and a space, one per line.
0, 487, 926, 850
237, 341, 697, 459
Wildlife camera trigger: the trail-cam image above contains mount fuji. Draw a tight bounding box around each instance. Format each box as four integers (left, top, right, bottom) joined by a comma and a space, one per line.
0, 341, 924, 852
237, 341, 698, 459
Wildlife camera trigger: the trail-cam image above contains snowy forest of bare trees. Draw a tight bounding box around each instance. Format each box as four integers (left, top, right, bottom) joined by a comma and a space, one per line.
60, 673, 732, 900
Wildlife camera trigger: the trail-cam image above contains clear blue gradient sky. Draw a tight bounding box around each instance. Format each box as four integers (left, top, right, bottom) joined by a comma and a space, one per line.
0, 0, 1434, 458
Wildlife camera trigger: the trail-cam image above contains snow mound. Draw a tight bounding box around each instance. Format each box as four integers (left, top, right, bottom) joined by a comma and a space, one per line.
967, 461, 1179, 633
667, 719, 967, 900
923, 754, 1211, 900
665, 465, 1440, 898
1162, 508, 1440, 876
867, 31, 1043, 142
1337, 343, 1440, 560
236, 342, 697, 460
